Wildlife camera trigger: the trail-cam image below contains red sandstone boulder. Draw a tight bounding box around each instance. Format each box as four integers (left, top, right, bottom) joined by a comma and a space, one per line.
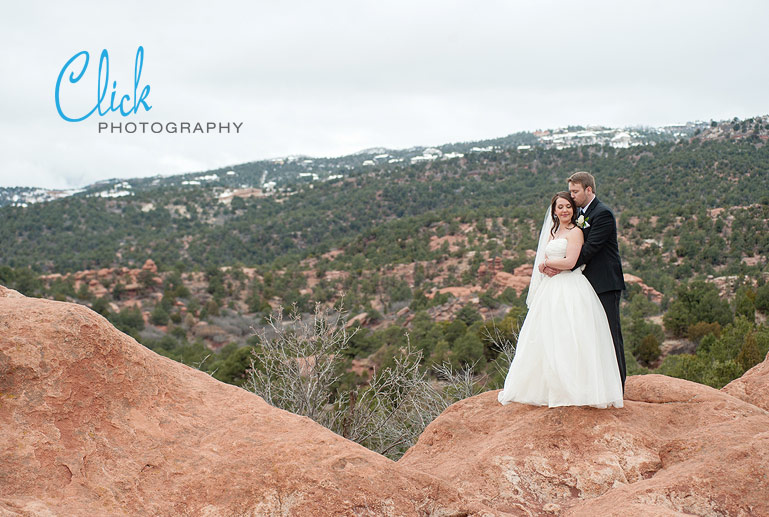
513, 263, 534, 277
0, 285, 23, 298
123, 282, 142, 292
431, 286, 481, 298
345, 312, 370, 328
142, 259, 158, 273
491, 271, 531, 296
399, 375, 769, 516
0, 288, 489, 516
5, 282, 767, 516
723, 350, 769, 412
624, 273, 663, 304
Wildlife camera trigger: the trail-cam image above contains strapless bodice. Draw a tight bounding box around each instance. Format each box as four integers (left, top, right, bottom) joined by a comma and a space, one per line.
544, 238, 584, 275
545, 238, 568, 259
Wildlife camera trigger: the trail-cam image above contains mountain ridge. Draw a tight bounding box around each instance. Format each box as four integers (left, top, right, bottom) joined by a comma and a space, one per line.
1, 117, 724, 206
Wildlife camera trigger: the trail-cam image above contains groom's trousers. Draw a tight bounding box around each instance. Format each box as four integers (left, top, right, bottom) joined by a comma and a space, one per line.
598, 290, 626, 391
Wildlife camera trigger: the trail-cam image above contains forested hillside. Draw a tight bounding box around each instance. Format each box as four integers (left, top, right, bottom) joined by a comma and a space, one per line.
1, 117, 768, 397
2, 138, 768, 275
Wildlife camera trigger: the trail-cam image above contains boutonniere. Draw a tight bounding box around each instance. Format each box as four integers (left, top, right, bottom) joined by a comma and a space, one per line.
576, 215, 590, 228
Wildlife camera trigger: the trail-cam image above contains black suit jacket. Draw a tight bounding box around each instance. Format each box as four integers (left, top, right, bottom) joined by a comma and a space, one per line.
574, 197, 626, 294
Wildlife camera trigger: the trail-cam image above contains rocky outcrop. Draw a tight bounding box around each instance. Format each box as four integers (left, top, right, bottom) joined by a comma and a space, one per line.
0, 285, 23, 298
490, 266, 533, 296
141, 258, 158, 273
0, 287, 489, 516
623, 273, 663, 303
399, 374, 769, 516
723, 350, 769, 412
4, 283, 768, 516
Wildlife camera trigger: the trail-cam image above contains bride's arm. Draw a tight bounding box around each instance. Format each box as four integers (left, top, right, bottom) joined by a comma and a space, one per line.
543, 230, 584, 270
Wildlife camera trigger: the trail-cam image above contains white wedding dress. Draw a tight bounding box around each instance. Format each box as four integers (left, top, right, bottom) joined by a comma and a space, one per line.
498, 238, 624, 408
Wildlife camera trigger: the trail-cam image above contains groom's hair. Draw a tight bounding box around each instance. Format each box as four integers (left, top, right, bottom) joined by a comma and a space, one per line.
567, 171, 596, 193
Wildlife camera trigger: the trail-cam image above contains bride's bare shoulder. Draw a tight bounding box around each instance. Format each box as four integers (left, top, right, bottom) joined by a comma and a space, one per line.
567, 226, 584, 242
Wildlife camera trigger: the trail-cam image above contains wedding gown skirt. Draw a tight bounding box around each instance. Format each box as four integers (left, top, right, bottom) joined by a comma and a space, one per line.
498, 238, 624, 408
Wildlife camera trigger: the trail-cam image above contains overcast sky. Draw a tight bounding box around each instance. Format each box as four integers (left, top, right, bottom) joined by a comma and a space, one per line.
1, 0, 767, 189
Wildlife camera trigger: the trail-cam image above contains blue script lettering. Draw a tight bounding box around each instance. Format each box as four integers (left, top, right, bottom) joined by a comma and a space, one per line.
55, 46, 152, 122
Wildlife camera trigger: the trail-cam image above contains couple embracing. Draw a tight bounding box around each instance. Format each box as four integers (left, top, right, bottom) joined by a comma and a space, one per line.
498, 172, 626, 409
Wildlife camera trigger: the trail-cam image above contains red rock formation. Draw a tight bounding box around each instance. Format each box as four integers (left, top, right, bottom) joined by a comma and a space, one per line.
5, 282, 767, 516
399, 374, 769, 516
723, 350, 769, 412
321, 249, 344, 260
0, 286, 488, 516
345, 312, 369, 328
478, 257, 505, 283
491, 271, 531, 295
122, 299, 142, 310
350, 358, 376, 378
513, 263, 534, 277
142, 259, 158, 273
429, 234, 466, 252
429, 286, 482, 299
87, 278, 109, 298
624, 273, 663, 304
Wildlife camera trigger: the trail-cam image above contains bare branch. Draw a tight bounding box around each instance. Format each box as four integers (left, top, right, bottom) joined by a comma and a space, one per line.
246, 304, 486, 459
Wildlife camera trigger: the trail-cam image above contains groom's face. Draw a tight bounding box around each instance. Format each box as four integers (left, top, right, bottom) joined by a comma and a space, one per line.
568, 182, 592, 208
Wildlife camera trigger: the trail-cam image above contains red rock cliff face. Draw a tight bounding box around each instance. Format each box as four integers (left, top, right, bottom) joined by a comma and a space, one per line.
0, 286, 488, 516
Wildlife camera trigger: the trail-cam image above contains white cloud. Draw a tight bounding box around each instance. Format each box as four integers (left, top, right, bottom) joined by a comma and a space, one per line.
1, 0, 768, 187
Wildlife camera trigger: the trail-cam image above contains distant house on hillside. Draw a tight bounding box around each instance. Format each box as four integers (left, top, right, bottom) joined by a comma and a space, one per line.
611, 132, 632, 148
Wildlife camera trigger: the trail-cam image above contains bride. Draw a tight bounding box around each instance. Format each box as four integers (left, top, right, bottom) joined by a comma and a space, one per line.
498, 192, 623, 408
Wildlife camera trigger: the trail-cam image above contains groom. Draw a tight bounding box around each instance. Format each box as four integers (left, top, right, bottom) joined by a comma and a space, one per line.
543, 172, 627, 390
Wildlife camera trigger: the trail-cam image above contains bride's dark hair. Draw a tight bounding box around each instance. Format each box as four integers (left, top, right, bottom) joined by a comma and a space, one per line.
550, 191, 578, 237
